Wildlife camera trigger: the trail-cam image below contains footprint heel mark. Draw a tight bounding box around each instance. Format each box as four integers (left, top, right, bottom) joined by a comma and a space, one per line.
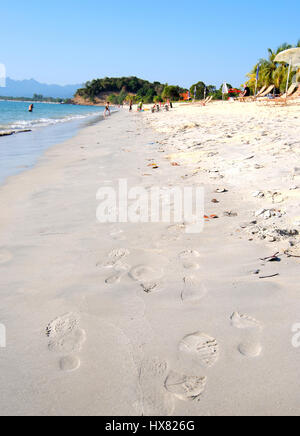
129, 265, 163, 283
179, 250, 201, 270
230, 312, 262, 329
139, 358, 175, 416
238, 341, 262, 358
179, 332, 219, 368
181, 277, 207, 302
165, 371, 207, 402
60, 355, 81, 372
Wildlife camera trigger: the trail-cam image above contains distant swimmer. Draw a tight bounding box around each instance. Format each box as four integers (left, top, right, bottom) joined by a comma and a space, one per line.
28, 104, 34, 112
104, 102, 111, 117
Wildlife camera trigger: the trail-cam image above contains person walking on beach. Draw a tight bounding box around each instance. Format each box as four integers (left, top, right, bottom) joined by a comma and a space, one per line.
129, 100, 133, 112
104, 102, 111, 117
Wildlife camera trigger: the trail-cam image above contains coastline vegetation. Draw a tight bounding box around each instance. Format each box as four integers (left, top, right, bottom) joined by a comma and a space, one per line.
76, 77, 187, 104
0, 94, 73, 104
246, 40, 300, 94
76, 76, 239, 104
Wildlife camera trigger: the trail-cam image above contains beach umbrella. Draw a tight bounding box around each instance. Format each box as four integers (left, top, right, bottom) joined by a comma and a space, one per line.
222, 83, 229, 98
222, 83, 229, 94
275, 47, 300, 66
275, 48, 300, 93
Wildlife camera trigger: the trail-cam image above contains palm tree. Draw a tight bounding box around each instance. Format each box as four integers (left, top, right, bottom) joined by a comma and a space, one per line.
246, 43, 296, 93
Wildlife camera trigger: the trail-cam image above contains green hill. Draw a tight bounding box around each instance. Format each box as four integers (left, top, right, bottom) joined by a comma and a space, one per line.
75, 76, 187, 104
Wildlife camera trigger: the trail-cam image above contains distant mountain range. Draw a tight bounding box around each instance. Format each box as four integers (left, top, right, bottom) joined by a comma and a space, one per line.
0, 78, 83, 98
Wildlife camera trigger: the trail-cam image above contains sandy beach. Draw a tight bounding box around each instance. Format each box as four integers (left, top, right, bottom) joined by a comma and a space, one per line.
1, 101, 300, 416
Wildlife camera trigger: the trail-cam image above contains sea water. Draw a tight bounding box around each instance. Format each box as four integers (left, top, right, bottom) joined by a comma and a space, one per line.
0, 101, 106, 184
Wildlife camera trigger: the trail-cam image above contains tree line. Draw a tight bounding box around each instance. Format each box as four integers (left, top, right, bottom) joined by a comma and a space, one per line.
75, 76, 236, 104
0, 94, 72, 104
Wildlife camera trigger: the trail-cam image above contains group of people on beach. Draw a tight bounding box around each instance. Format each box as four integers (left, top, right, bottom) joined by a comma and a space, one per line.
127, 99, 173, 113
104, 98, 174, 117
151, 100, 173, 113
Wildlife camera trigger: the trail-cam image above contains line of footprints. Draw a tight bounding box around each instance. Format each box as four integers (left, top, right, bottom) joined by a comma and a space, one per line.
44, 246, 263, 413
44, 310, 262, 413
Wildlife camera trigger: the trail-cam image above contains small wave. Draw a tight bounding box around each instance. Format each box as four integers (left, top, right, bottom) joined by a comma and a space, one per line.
8, 112, 103, 131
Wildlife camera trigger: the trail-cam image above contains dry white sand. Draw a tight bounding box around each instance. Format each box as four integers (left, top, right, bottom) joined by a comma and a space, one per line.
1, 101, 300, 416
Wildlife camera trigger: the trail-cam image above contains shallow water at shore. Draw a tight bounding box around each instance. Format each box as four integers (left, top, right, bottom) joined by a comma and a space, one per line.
0, 113, 105, 185
0, 100, 105, 131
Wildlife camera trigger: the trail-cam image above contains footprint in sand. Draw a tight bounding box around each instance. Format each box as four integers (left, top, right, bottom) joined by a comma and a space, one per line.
105, 271, 124, 285
0, 249, 13, 265
46, 313, 86, 372
181, 277, 207, 302
165, 371, 207, 402
129, 265, 163, 282
179, 332, 219, 368
139, 358, 175, 416
238, 340, 262, 358
230, 312, 262, 330
230, 312, 263, 358
129, 265, 163, 293
179, 250, 201, 270
60, 355, 81, 371
101, 248, 130, 268
105, 262, 130, 285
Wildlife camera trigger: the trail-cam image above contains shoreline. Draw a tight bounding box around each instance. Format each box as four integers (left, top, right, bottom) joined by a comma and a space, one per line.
0, 100, 112, 134
0, 104, 300, 415
0, 110, 115, 185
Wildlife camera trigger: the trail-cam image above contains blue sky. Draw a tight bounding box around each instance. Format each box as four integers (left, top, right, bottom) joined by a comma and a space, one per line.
1, 0, 299, 88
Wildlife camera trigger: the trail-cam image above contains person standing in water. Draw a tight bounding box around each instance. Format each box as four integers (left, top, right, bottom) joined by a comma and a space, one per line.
28, 104, 34, 112
104, 102, 111, 117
